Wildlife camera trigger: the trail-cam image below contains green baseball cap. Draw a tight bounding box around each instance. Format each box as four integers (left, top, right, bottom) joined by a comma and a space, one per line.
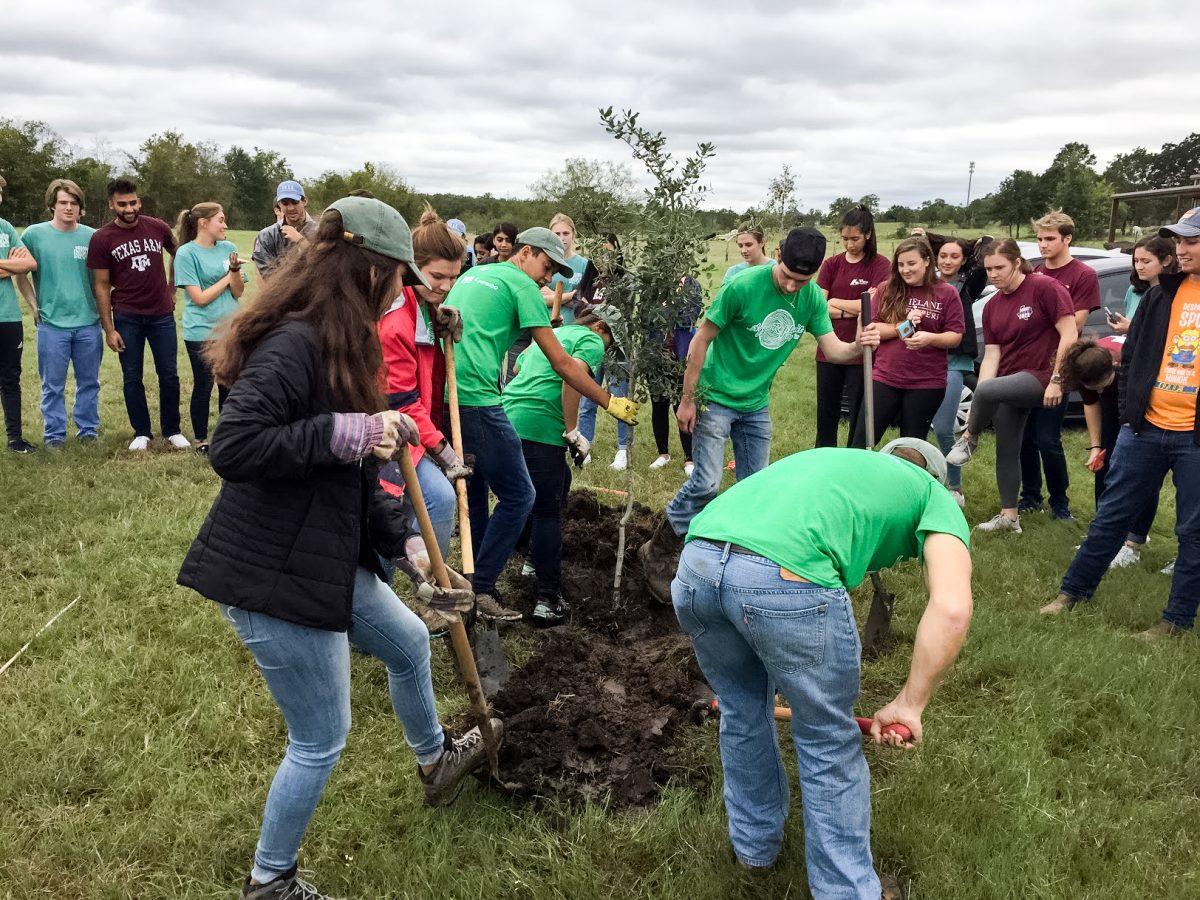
516, 226, 573, 278
328, 196, 431, 289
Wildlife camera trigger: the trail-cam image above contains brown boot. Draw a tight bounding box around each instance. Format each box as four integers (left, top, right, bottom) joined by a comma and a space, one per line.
638, 517, 684, 604
1134, 620, 1185, 642
1039, 594, 1074, 616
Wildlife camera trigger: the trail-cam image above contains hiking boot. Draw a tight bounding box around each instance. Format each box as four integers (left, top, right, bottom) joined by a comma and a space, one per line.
880, 873, 903, 900
1017, 499, 1043, 514
520, 561, 536, 577
419, 719, 502, 806
638, 517, 684, 604
241, 865, 341, 899
1134, 621, 1185, 642
7, 438, 36, 454
945, 434, 977, 466
1040, 594, 1075, 616
975, 513, 1021, 534
532, 595, 571, 626
476, 591, 522, 623
1110, 545, 1142, 569
1050, 505, 1074, 521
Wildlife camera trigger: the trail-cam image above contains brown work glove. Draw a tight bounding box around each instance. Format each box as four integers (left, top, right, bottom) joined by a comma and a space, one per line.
394, 536, 474, 628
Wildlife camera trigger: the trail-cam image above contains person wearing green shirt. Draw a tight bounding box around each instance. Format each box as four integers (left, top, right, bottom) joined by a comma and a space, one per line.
673, 440, 972, 892
15, 179, 102, 448
502, 309, 617, 623
640, 227, 880, 601
443, 226, 639, 620
0, 176, 40, 452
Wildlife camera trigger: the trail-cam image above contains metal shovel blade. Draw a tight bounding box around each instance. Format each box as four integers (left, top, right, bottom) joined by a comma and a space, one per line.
472, 622, 510, 697
862, 573, 896, 659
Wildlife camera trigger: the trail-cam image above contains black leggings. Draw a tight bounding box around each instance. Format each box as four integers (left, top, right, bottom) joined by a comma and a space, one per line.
851, 380, 944, 448
520, 439, 572, 599
815, 361, 863, 448
651, 397, 693, 460
0, 321, 24, 442
185, 340, 229, 442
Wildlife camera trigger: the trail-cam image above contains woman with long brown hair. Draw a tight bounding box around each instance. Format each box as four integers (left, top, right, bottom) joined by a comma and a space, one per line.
177, 197, 495, 900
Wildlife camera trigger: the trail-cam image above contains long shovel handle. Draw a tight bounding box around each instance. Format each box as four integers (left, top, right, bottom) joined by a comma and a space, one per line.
860, 290, 874, 445
703, 699, 912, 742
551, 283, 563, 324
396, 451, 498, 768
442, 340, 473, 575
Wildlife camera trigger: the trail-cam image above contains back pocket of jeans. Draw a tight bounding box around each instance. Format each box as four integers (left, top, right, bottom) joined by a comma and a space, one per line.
742, 602, 827, 674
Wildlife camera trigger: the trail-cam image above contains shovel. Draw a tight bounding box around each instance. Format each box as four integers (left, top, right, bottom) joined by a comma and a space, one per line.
692, 697, 913, 743
860, 290, 896, 658
551, 282, 563, 326
443, 340, 510, 695
396, 450, 502, 774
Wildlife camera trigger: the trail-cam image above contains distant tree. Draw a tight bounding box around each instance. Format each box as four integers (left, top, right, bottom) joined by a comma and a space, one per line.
882, 204, 915, 223
529, 157, 638, 236
0, 119, 69, 225
129, 131, 230, 223
991, 169, 1049, 236
224, 146, 292, 229
825, 196, 857, 226
1041, 143, 1111, 235
1150, 132, 1200, 187
858, 193, 881, 215
917, 198, 959, 226
302, 162, 421, 222
764, 164, 801, 232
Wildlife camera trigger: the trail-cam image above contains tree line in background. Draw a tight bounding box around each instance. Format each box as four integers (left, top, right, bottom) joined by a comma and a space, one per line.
1, 118, 1196, 239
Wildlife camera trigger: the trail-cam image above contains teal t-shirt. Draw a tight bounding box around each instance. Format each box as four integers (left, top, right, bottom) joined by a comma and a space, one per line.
0, 218, 25, 323
502, 325, 605, 445
1124, 284, 1144, 323
700, 263, 832, 411
687, 448, 970, 590
444, 261, 552, 406
20, 221, 98, 330
547, 254, 589, 325
722, 260, 772, 284
174, 239, 247, 341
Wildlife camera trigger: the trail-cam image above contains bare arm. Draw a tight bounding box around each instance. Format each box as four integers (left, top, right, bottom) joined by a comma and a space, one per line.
183, 275, 234, 308
15, 272, 39, 322
560, 359, 589, 432
1083, 401, 1101, 450
1043, 315, 1079, 408
229, 259, 246, 300
815, 328, 872, 364
827, 296, 862, 319
1073, 308, 1090, 332
675, 318, 719, 433
977, 344, 1000, 384
533, 327, 611, 407
91, 268, 116, 335
0, 249, 36, 277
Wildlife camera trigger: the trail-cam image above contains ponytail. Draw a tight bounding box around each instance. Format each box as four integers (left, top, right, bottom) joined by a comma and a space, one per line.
176, 201, 222, 246
841, 204, 878, 260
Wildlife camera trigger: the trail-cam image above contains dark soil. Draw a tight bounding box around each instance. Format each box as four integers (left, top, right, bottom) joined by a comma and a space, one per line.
489, 490, 712, 807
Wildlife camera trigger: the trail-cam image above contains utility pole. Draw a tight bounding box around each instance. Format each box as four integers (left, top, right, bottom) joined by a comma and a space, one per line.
965, 161, 976, 225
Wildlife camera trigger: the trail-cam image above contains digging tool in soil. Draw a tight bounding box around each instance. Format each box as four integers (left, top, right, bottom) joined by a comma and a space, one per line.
860, 289, 895, 658
551, 282, 563, 325
691, 697, 913, 744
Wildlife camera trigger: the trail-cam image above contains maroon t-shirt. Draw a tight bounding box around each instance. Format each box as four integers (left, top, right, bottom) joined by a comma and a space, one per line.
815, 252, 891, 363
1035, 258, 1100, 319
982, 273, 1073, 387
1079, 335, 1124, 405
871, 281, 965, 390
86, 216, 178, 316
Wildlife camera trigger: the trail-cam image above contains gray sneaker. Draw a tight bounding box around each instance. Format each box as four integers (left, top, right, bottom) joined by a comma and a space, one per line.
976, 513, 1022, 534
945, 435, 977, 466
241, 866, 340, 899
532, 595, 571, 626
1161, 559, 1176, 575
476, 591, 522, 623
419, 719, 503, 806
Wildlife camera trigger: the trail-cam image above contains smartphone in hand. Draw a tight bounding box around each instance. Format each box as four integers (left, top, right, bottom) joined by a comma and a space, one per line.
897, 319, 916, 339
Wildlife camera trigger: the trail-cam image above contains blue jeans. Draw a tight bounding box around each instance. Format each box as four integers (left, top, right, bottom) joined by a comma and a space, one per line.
114, 312, 180, 438
1061, 424, 1200, 627
1020, 402, 1070, 512
220, 567, 444, 882
666, 402, 771, 536
414, 454, 456, 560
932, 368, 966, 491
459, 405, 534, 595
672, 541, 879, 895
36, 323, 102, 442
579, 369, 629, 447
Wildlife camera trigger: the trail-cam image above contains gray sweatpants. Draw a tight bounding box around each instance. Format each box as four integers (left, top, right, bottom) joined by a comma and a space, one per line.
967, 372, 1046, 508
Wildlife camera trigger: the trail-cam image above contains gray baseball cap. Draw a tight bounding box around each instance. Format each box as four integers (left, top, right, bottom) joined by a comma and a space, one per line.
1160, 208, 1200, 239
880, 437, 949, 486
516, 226, 573, 277
328, 196, 431, 289
590, 304, 626, 354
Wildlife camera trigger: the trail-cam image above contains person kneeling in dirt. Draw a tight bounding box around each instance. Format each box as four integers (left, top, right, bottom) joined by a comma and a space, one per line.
672, 439, 972, 896
501, 306, 623, 623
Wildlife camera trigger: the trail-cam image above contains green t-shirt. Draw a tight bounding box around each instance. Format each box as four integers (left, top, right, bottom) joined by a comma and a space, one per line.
722, 260, 771, 284
444, 261, 552, 406
0, 218, 25, 322
700, 263, 832, 411
548, 253, 589, 325
687, 448, 970, 590
502, 324, 605, 445
174, 239, 247, 341
20, 221, 98, 330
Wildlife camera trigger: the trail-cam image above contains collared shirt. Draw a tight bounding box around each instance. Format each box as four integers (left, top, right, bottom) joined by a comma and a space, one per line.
251, 214, 319, 277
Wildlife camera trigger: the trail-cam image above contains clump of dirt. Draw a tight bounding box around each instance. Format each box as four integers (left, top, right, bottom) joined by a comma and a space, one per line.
490, 490, 712, 807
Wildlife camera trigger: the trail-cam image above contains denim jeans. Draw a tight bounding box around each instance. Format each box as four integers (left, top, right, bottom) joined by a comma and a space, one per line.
36, 322, 102, 442
1061, 424, 1200, 627
520, 439, 572, 599
184, 339, 228, 441
458, 404, 534, 594
932, 368, 966, 490
578, 368, 629, 448
414, 454, 456, 560
1020, 402, 1070, 512
220, 567, 445, 883
666, 402, 771, 536
672, 540, 879, 895
114, 312, 181, 438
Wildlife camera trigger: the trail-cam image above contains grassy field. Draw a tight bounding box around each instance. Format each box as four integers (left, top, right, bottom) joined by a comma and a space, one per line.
2, 229, 1197, 899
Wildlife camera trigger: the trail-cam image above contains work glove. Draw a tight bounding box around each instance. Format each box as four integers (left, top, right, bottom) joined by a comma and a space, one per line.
563, 428, 591, 468
605, 396, 640, 425
431, 440, 473, 481
394, 536, 475, 628
433, 305, 464, 343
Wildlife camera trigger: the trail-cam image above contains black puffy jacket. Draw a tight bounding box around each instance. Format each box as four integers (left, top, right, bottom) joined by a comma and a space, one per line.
177, 320, 408, 631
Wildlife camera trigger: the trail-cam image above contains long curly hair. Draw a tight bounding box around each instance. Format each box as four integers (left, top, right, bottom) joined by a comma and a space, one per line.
875, 236, 937, 324
1059, 336, 1115, 392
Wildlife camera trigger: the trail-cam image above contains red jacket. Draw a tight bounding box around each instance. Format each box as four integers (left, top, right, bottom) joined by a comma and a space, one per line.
377, 287, 447, 496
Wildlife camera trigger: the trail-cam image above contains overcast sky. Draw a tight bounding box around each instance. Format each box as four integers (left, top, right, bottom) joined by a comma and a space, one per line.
2, 1, 1196, 212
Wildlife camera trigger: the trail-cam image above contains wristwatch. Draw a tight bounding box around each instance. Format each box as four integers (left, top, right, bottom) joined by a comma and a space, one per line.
1050, 374, 1063, 385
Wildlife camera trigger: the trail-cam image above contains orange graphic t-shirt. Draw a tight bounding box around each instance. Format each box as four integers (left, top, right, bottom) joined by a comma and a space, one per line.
1145, 279, 1200, 431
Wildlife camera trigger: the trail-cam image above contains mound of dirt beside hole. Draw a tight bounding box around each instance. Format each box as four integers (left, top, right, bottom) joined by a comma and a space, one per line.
489, 490, 713, 807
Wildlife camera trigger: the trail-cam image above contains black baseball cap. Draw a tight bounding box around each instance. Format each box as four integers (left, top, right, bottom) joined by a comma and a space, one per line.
779, 227, 826, 276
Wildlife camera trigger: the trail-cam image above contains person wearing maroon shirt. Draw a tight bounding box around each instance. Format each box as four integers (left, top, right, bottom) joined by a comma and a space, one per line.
947, 240, 1077, 534
1018, 210, 1101, 519
815, 205, 890, 447
87, 178, 188, 451
853, 237, 965, 447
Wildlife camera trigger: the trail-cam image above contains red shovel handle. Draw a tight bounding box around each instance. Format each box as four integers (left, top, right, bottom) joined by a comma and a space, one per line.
856, 716, 913, 742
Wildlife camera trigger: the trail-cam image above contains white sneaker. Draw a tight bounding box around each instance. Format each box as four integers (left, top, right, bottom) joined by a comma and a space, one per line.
649, 454, 670, 470
950, 490, 965, 508
166, 433, 191, 450
610, 448, 628, 470
581, 453, 592, 466
1109, 545, 1141, 569
1161, 559, 1175, 575
128, 435, 151, 451
976, 513, 1022, 534
520, 561, 535, 577
945, 435, 977, 467
684, 461, 695, 477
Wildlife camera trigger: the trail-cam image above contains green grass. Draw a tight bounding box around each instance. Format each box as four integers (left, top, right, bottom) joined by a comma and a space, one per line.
2, 229, 1196, 899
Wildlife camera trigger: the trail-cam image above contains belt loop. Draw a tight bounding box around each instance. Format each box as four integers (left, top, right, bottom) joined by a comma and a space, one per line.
720, 541, 732, 563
